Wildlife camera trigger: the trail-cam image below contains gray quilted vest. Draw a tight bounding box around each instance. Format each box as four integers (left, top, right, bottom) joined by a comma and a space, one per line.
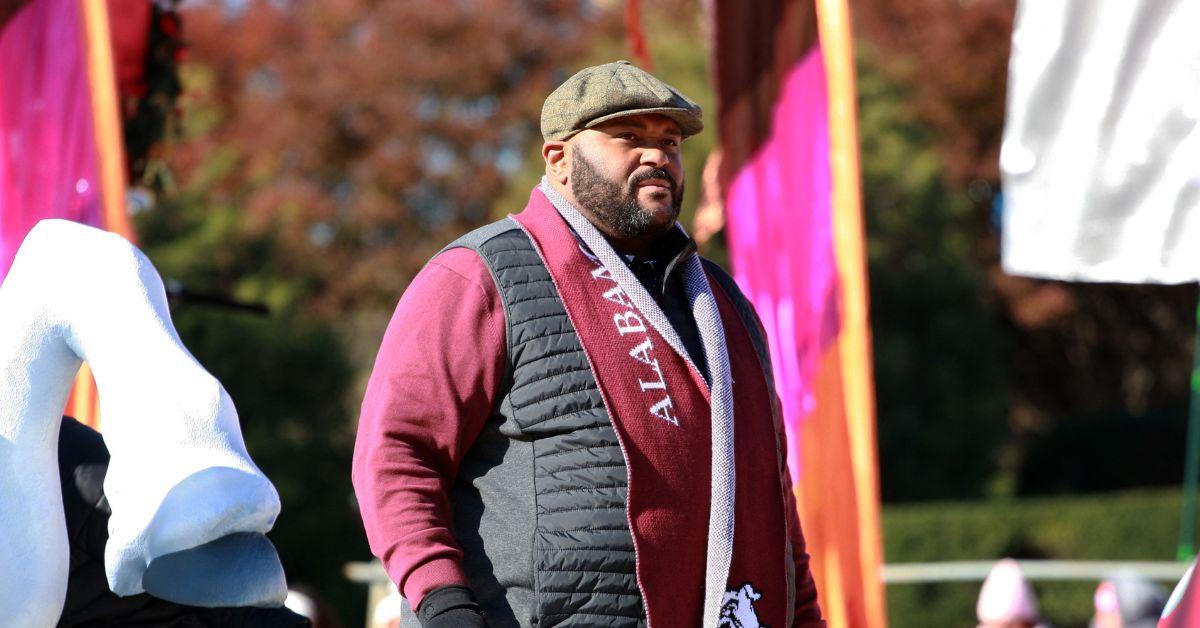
440, 218, 644, 628
418, 217, 774, 628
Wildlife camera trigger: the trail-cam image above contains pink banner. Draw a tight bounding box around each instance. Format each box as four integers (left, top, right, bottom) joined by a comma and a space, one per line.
724, 46, 841, 482
0, 0, 103, 285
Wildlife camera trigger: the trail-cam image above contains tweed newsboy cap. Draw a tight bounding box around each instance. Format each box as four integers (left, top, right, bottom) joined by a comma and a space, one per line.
540, 60, 703, 142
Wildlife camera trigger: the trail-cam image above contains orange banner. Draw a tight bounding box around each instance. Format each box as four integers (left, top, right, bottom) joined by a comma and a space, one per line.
816, 0, 887, 625
66, 0, 132, 429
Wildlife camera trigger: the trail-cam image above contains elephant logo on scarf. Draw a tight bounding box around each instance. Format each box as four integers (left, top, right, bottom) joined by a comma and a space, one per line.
719, 582, 766, 628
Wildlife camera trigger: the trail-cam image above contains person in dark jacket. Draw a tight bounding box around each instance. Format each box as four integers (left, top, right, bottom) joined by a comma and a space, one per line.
56, 416, 310, 628
1091, 571, 1167, 628
353, 61, 824, 628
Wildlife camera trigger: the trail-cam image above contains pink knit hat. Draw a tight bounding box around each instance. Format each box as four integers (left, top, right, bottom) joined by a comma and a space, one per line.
977, 559, 1042, 626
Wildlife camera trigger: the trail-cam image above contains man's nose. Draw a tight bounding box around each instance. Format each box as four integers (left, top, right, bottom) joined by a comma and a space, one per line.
639, 146, 669, 168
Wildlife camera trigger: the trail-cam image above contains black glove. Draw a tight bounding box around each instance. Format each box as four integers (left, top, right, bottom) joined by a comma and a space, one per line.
417, 585, 487, 628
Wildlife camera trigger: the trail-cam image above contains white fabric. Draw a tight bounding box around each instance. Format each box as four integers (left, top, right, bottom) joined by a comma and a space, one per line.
1000, 0, 1200, 283
538, 179, 736, 628
1163, 558, 1197, 620
0, 220, 285, 626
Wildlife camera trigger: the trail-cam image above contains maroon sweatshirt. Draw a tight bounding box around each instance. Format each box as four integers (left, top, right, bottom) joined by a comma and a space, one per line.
353, 248, 503, 607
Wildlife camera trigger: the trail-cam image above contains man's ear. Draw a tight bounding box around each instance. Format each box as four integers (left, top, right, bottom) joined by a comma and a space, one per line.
543, 141, 569, 184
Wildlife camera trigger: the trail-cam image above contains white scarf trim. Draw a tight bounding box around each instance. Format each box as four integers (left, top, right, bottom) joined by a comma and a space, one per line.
539, 178, 735, 628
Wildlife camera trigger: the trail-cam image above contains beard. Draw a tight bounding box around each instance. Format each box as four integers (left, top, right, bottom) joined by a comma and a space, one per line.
569, 151, 684, 241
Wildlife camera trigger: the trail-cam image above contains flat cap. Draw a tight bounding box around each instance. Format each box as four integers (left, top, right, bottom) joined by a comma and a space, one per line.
540, 60, 703, 142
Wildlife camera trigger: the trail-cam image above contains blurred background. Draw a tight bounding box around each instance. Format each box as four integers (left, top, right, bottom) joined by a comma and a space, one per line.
3, 0, 1198, 626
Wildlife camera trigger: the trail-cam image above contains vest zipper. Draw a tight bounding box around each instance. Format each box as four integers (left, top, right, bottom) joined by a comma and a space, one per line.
513, 210, 655, 627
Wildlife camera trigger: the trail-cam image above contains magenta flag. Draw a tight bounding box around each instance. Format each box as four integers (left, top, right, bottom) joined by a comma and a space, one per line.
0, 0, 104, 285
712, 0, 887, 623
725, 47, 841, 481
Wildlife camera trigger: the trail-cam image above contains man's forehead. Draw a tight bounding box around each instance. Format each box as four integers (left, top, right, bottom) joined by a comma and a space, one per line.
591, 114, 683, 136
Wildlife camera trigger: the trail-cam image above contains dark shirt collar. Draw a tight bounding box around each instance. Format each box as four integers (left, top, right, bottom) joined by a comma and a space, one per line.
623, 225, 697, 299
540, 177, 697, 299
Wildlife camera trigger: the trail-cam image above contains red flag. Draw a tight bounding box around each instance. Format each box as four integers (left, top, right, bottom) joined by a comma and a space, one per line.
624, 0, 652, 71
1161, 560, 1199, 628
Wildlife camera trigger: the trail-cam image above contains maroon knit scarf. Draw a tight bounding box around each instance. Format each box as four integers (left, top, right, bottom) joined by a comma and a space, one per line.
513, 188, 794, 627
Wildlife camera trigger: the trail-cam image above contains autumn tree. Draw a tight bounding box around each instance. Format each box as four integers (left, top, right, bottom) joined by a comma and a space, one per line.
149, 0, 614, 316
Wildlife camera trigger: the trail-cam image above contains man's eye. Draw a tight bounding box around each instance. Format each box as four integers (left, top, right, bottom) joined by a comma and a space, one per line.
662, 138, 679, 148
619, 133, 638, 141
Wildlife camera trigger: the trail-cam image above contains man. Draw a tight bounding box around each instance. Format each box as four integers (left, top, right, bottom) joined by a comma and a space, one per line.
353, 60, 823, 628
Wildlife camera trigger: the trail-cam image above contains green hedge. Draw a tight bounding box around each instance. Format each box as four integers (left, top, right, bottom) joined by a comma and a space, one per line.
882, 488, 1185, 628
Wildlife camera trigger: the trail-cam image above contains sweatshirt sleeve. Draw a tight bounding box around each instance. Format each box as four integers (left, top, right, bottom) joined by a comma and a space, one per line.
784, 465, 825, 627
776, 391, 825, 628
352, 247, 506, 609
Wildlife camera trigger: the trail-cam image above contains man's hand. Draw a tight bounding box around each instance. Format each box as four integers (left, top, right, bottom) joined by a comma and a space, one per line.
417, 585, 487, 628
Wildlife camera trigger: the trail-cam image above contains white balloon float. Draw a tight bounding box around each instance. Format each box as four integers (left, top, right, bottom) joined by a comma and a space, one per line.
0, 220, 287, 627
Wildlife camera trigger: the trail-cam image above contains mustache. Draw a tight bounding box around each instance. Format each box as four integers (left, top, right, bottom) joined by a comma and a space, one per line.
629, 168, 677, 192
